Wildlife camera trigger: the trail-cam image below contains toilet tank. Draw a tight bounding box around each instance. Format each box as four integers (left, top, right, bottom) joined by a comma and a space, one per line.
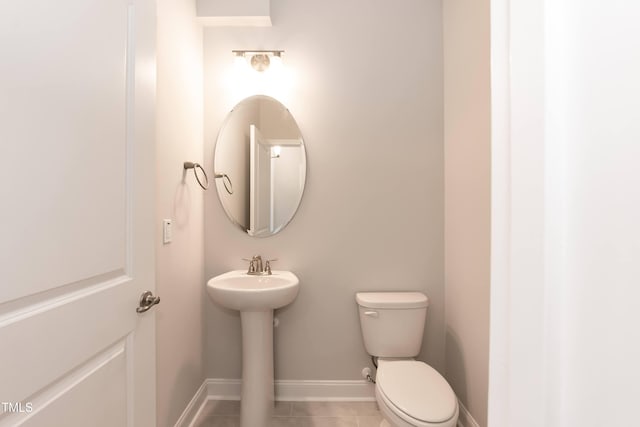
356, 292, 428, 358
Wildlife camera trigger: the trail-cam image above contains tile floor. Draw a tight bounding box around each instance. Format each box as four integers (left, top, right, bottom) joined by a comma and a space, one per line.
194, 400, 384, 427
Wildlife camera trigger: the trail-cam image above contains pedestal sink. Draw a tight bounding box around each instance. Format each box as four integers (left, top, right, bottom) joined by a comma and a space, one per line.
206, 270, 300, 427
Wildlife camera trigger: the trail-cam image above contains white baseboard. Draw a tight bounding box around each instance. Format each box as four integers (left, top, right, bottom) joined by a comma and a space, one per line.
456, 399, 480, 427
204, 378, 241, 400
175, 378, 376, 426
204, 378, 376, 401
173, 380, 209, 427
275, 379, 376, 401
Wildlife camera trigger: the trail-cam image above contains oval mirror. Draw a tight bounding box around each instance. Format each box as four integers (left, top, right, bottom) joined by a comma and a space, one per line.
213, 95, 307, 237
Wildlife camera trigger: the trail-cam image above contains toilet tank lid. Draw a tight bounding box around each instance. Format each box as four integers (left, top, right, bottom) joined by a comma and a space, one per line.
356, 292, 428, 309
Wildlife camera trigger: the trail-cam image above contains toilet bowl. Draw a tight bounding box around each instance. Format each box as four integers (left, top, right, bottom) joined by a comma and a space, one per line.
355, 292, 459, 427
375, 360, 458, 427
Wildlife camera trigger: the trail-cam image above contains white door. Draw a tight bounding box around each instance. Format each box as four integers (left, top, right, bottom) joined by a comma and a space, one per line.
0, 0, 157, 426
249, 125, 272, 236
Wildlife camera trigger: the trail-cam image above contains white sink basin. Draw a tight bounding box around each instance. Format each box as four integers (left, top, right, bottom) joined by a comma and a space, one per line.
207, 270, 299, 311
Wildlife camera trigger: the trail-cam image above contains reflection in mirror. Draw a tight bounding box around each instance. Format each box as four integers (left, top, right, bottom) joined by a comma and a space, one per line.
214, 95, 307, 237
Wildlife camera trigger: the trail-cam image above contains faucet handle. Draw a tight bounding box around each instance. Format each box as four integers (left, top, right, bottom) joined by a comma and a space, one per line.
241, 258, 257, 273
264, 258, 278, 275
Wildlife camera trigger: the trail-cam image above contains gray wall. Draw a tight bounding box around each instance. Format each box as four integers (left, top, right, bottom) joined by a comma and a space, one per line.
203, 0, 444, 380
156, 0, 205, 425
443, 0, 491, 425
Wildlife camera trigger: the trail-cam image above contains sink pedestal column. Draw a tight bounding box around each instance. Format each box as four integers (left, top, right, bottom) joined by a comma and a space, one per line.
240, 310, 274, 427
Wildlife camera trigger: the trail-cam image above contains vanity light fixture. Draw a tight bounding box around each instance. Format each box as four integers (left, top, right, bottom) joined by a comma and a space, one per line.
233, 50, 284, 72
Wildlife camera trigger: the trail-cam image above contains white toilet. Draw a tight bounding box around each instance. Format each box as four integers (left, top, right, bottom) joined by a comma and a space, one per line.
356, 292, 459, 427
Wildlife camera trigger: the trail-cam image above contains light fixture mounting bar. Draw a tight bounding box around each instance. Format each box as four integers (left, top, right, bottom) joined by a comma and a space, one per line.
232, 50, 284, 72
231, 49, 284, 54
232, 50, 284, 55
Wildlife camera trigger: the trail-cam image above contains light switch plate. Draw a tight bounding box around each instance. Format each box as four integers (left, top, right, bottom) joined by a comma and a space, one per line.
163, 219, 172, 244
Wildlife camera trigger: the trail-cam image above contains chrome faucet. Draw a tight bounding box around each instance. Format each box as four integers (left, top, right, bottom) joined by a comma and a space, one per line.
243, 255, 277, 275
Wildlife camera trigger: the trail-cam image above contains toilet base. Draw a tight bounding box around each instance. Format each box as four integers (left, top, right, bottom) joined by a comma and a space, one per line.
380, 420, 391, 427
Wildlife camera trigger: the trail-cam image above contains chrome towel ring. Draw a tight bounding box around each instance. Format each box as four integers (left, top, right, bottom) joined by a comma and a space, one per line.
183, 162, 209, 190
215, 173, 233, 195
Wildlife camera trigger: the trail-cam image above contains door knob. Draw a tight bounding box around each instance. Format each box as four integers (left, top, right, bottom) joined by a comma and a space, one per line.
136, 291, 160, 313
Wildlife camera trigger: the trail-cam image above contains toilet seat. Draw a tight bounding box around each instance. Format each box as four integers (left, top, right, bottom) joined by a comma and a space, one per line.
376, 360, 457, 425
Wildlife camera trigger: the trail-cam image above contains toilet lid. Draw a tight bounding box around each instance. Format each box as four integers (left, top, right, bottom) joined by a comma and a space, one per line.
377, 361, 457, 423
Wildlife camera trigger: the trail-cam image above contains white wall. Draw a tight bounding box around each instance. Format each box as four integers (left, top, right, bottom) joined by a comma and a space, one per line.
203, 0, 444, 381
443, 0, 491, 425
197, 0, 270, 24
156, 0, 205, 425
489, 1, 640, 426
